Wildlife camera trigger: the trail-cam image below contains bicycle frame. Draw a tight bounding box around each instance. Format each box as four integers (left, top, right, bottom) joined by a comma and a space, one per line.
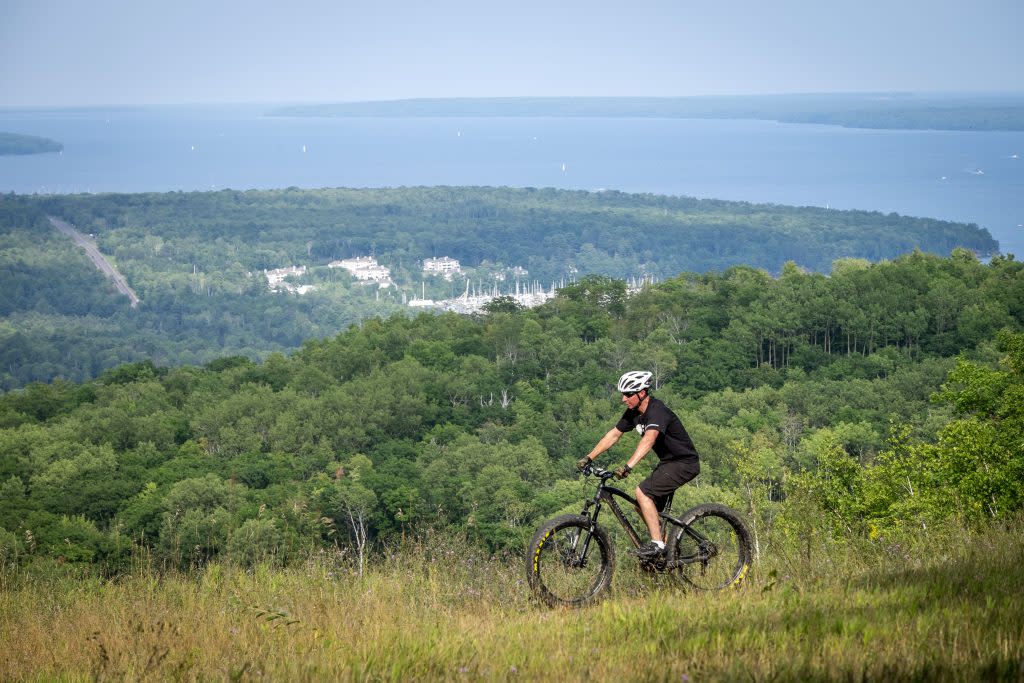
576, 468, 717, 570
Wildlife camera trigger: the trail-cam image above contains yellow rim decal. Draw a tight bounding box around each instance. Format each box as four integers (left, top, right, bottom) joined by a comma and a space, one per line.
533, 529, 552, 574
731, 563, 749, 587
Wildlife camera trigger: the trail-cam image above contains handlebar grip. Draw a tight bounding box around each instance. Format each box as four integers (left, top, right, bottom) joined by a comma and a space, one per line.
578, 462, 616, 480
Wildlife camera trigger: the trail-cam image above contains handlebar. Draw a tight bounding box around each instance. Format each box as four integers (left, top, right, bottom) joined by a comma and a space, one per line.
580, 462, 618, 481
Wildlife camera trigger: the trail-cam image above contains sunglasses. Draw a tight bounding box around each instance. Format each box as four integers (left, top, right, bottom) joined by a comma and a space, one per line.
621, 391, 639, 398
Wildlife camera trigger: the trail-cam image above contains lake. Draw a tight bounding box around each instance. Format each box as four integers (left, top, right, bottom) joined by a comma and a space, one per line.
1, 104, 1022, 257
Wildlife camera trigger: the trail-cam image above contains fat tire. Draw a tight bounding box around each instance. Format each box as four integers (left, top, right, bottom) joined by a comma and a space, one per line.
666, 503, 752, 590
526, 514, 615, 607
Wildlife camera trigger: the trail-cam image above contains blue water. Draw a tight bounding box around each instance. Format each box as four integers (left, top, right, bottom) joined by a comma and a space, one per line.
2, 104, 1022, 257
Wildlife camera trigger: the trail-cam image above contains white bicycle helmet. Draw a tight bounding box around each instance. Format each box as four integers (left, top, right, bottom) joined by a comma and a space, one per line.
617, 370, 652, 393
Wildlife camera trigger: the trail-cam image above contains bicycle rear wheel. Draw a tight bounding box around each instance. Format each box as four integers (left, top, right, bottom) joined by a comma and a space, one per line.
666, 503, 752, 590
526, 514, 614, 607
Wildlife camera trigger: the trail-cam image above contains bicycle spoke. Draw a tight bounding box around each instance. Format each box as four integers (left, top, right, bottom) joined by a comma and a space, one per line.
670, 509, 749, 590
538, 528, 598, 601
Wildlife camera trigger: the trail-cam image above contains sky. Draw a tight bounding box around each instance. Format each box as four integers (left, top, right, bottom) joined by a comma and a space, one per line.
1, 0, 1022, 107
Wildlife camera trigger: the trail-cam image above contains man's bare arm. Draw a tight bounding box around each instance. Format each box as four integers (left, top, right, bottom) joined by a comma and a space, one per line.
625, 429, 660, 469
584, 427, 624, 462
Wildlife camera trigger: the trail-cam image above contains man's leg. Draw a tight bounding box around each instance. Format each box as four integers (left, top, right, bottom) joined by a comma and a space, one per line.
636, 486, 663, 543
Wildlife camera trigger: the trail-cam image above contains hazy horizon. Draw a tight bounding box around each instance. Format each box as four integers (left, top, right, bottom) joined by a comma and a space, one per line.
3, 0, 1022, 108
5, 91, 1024, 112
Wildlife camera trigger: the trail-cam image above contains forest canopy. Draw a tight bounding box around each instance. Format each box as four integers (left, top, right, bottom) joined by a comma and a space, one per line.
0, 188, 998, 389
1, 248, 1022, 572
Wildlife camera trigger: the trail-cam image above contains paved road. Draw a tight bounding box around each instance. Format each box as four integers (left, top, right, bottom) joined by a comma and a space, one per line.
49, 216, 140, 307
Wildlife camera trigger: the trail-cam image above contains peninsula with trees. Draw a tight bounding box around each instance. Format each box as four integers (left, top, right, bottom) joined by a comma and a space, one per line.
0, 132, 63, 156
271, 93, 1024, 131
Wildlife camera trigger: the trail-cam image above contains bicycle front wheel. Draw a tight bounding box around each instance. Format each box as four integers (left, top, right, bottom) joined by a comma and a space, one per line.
666, 503, 752, 590
526, 514, 615, 607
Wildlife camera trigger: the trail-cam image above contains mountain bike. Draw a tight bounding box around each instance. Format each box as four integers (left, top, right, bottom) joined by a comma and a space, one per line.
526, 463, 753, 607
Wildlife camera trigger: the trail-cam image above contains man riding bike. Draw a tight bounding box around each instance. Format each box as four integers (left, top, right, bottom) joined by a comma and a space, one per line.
577, 370, 700, 559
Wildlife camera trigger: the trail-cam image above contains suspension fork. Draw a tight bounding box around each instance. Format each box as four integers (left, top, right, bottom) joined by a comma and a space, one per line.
574, 482, 610, 560
568, 503, 596, 562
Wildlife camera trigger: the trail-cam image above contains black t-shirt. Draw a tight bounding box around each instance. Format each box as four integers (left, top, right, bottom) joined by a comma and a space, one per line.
616, 396, 699, 464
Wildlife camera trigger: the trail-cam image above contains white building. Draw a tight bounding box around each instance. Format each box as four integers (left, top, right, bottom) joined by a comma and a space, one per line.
329, 256, 392, 286
264, 266, 316, 295
423, 256, 462, 279
265, 265, 305, 286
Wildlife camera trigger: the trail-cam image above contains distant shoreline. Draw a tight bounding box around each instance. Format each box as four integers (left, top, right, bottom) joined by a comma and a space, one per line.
0, 132, 63, 156
268, 94, 1024, 132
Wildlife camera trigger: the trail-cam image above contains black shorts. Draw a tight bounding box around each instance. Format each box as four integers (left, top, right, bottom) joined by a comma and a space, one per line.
639, 459, 699, 511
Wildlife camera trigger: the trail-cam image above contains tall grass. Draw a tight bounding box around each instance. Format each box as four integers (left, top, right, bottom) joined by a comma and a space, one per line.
1, 522, 1022, 681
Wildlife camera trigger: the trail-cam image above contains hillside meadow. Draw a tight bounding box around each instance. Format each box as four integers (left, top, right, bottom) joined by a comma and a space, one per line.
1, 520, 1022, 682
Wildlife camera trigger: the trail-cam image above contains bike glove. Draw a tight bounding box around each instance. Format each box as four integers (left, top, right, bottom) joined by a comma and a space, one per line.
614, 464, 632, 479
576, 457, 591, 472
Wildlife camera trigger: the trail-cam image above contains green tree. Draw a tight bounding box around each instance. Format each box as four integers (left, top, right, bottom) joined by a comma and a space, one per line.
227, 517, 287, 567
157, 474, 243, 569
727, 430, 784, 555
311, 455, 379, 575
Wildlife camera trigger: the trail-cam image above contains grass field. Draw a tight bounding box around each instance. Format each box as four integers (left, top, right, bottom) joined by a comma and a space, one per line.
1, 523, 1022, 682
